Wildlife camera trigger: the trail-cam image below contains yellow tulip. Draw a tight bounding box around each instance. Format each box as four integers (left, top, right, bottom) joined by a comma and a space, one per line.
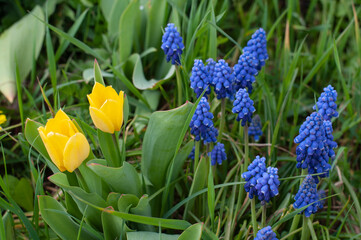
0, 111, 6, 130
87, 82, 124, 134
38, 109, 90, 172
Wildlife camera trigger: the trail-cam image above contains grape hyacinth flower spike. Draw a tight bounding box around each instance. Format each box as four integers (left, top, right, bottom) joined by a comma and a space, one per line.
255, 167, 280, 204
232, 88, 255, 126
242, 156, 267, 199
249, 115, 263, 141
294, 112, 330, 181
313, 85, 338, 121
189, 97, 218, 144
209, 142, 227, 165
190, 59, 211, 98
255, 226, 278, 240
293, 175, 324, 217
233, 28, 268, 93
188, 146, 195, 160
211, 59, 235, 99
161, 23, 184, 65
206, 58, 216, 80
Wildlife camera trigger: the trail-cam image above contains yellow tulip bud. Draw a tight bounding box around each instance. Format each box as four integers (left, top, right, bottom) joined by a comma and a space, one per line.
38, 109, 90, 172
87, 82, 124, 134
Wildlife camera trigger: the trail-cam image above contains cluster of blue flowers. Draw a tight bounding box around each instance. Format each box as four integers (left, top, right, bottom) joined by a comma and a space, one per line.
313, 85, 338, 121
209, 142, 227, 165
161, 23, 184, 65
234, 28, 268, 93
255, 226, 278, 240
293, 175, 324, 217
189, 97, 218, 144
249, 115, 263, 141
232, 88, 256, 126
190, 59, 211, 98
211, 60, 235, 99
242, 156, 279, 204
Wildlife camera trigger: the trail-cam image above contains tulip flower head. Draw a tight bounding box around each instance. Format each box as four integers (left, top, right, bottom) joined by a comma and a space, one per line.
0, 111, 6, 130
87, 82, 124, 134
38, 109, 90, 172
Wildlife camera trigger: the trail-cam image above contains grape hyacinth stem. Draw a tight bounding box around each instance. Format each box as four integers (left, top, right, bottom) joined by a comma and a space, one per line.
251, 197, 258, 238
176, 65, 182, 106
217, 98, 227, 142
194, 141, 200, 172
244, 123, 249, 169
262, 205, 266, 228
301, 215, 310, 240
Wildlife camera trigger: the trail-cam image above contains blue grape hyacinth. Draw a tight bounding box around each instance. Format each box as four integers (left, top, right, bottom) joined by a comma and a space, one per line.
323, 120, 337, 159
211, 59, 235, 99
243, 28, 268, 71
294, 175, 324, 217
161, 23, 184, 65
313, 85, 338, 121
206, 58, 216, 79
188, 146, 195, 160
249, 115, 263, 141
209, 142, 227, 165
189, 97, 218, 144
232, 88, 256, 126
233, 50, 258, 93
255, 167, 280, 204
255, 226, 278, 240
294, 112, 331, 180
242, 156, 267, 199
190, 59, 211, 98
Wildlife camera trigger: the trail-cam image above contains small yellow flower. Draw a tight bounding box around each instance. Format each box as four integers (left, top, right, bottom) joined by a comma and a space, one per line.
0, 111, 6, 130
87, 82, 124, 134
38, 109, 90, 172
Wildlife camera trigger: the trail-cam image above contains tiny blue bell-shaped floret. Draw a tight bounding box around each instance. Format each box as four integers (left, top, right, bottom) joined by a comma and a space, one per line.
313, 85, 338, 121
161, 23, 184, 65
255, 226, 278, 240
323, 120, 337, 160
209, 142, 227, 166
255, 167, 280, 204
232, 88, 255, 126
293, 175, 324, 217
243, 28, 268, 71
188, 146, 195, 160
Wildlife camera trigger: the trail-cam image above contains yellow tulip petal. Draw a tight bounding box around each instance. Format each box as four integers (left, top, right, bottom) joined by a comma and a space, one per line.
100, 99, 123, 131
104, 86, 120, 101
87, 82, 107, 109
89, 107, 115, 133
63, 133, 90, 172
38, 128, 67, 172
54, 109, 71, 121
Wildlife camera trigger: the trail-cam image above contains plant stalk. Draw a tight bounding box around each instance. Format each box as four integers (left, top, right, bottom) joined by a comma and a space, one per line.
217, 98, 227, 142
262, 204, 266, 228
194, 141, 200, 173
251, 198, 258, 238
74, 169, 89, 193
112, 133, 123, 167
175, 66, 182, 106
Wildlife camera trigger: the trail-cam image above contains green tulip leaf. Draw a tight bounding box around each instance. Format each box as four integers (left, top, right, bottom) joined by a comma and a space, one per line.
12, 178, 34, 211
177, 223, 203, 240
102, 206, 127, 240
97, 130, 123, 167
106, 192, 122, 210
127, 232, 179, 240
141, 102, 193, 190
118, 194, 139, 212
2, 211, 15, 240
119, 0, 140, 62
130, 53, 175, 90
0, 6, 45, 102
145, 0, 167, 49
49, 173, 106, 230
38, 195, 99, 240
87, 160, 142, 197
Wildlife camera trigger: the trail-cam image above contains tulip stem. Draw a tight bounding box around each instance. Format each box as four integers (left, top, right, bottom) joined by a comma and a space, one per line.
262, 204, 266, 228
75, 169, 89, 193
251, 198, 258, 238
217, 98, 226, 142
112, 133, 123, 167
175, 66, 182, 106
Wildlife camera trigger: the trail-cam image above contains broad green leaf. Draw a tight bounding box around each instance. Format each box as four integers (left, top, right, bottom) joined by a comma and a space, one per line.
88, 160, 142, 197
106, 192, 122, 210
101, 0, 129, 36
2, 211, 15, 240
0, 6, 45, 102
49, 173, 106, 230
145, 0, 167, 49
141, 102, 193, 189
12, 178, 34, 211
97, 130, 122, 167
24, 118, 58, 173
184, 157, 208, 219
134, 90, 161, 133
102, 207, 126, 240
170, 141, 194, 181
130, 53, 175, 90
38, 195, 99, 240
177, 223, 203, 240
119, 0, 140, 62
127, 232, 179, 240
118, 194, 139, 211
